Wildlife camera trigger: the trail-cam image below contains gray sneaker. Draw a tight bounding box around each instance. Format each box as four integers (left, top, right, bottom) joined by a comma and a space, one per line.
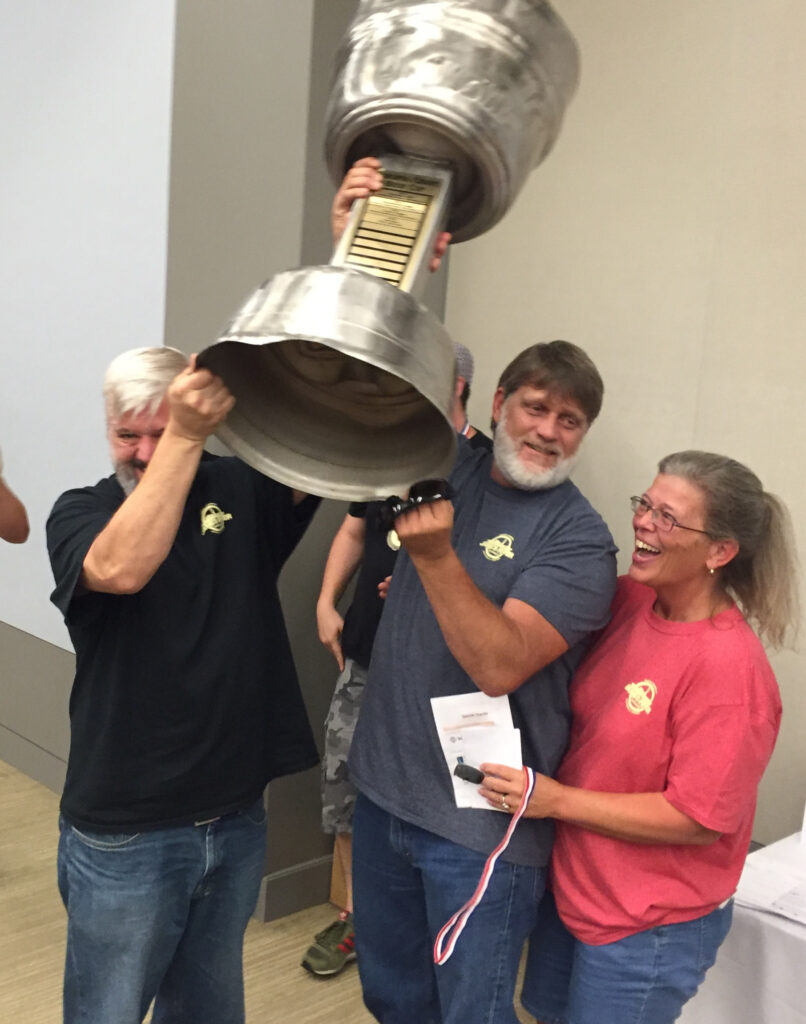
301, 914, 356, 977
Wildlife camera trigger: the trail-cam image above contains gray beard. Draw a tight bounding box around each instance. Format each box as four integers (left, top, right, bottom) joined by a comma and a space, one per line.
492, 413, 580, 491
115, 462, 138, 496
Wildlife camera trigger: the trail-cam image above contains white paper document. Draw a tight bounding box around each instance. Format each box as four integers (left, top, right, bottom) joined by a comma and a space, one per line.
735, 858, 806, 925
430, 691, 522, 811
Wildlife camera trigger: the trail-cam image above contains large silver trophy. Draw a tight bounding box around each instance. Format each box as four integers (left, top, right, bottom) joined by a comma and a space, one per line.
198, 0, 579, 500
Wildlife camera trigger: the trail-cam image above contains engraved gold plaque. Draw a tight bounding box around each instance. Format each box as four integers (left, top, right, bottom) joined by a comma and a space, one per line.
331, 155, 453, 296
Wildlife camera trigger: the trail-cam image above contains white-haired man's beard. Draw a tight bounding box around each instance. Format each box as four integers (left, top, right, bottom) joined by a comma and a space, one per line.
492, 402, 580, 490
114, 457, 146, 496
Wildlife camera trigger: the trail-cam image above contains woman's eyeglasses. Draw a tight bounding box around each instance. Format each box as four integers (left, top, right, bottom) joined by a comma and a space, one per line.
629, 496, 711, 536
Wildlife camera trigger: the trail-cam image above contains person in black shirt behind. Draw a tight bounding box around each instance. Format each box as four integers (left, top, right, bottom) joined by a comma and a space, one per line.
302, 341, 491, 978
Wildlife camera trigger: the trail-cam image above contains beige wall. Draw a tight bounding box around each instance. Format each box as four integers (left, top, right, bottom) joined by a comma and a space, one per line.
448, 0, 806, 843
167, 0, 315, 351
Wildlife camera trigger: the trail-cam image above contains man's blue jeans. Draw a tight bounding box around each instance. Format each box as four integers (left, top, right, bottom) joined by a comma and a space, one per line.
57, 799, 267, 1024
352, 793, 545, 1024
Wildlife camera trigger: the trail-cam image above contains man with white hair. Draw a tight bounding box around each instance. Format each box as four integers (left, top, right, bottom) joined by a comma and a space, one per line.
347, 340, 618, 1024
46, 348, 320, 1024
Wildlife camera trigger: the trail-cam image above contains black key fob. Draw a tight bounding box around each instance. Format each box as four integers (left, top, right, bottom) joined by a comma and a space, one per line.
453, 763, 484, 785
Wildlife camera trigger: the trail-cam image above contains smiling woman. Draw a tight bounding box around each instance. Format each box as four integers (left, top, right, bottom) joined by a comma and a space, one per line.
480, 449, 800, 1024
627, 470, 740, 625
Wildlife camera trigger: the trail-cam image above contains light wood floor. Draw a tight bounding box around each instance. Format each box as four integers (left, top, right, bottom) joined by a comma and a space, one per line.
0, 759, 533, 1022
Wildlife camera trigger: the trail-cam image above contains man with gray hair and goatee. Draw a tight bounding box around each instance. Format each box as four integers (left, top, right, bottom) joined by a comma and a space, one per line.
347, 339, 618, 1024
46, 347, 320, 1024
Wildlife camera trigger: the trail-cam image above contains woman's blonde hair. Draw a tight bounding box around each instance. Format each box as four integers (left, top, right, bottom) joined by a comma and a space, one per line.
659, 450, 800, 649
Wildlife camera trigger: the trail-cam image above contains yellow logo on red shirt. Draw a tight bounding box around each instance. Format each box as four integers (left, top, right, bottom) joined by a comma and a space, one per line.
624, 680, 657, 715
200, 502, 233, 536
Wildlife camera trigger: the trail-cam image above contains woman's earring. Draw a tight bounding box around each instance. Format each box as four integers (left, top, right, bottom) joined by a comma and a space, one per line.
707, 566, 715, 576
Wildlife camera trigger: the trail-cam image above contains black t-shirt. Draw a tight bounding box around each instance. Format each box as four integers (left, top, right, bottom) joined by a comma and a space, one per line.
47, 455, 320, 831
340, 430, 493, 669
340, 500, 399, 669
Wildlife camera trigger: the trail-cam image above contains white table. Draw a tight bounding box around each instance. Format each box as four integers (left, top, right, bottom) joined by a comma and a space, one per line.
679, 833, 806, 1024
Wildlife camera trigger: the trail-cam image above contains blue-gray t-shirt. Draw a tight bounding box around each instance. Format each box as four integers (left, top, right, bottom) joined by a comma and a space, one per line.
348, 440, 617, 866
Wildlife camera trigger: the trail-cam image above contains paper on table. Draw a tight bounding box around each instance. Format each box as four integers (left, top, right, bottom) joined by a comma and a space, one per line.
770, 885, 806, 925
430, 691, 522, 811
735, 858, 806, 925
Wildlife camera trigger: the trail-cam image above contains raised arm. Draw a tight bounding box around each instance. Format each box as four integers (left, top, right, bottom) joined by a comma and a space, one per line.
394, 499, 568, 696
317, 512, 367, 670
82, 359, 234, 594
0, 450, 29, 543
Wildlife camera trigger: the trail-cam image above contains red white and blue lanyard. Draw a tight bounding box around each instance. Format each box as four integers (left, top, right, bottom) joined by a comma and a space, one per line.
433, 766, 536, 966
458, 419, 471, 437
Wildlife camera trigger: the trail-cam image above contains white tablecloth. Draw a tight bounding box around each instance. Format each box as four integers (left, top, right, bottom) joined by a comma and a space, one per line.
679, 833, 806, 1024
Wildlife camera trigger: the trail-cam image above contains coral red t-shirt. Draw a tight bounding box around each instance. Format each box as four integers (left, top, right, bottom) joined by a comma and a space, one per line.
550, 577, 781, 945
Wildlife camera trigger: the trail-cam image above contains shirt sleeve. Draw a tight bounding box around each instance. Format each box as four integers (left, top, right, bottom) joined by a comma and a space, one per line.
508, 508, 618, 649
253, 473, 321, 569
46, 486, 117, 619
664, 656, 781, 833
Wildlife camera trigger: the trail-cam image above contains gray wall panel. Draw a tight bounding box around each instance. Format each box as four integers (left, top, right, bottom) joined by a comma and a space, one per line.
0, 622, 71, 793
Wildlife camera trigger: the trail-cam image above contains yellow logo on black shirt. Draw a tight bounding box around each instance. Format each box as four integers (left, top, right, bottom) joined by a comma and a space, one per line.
479, 533, 515, 562
624, 680, 657, 715
387, 529, 401, 551
200, 502, 233, 536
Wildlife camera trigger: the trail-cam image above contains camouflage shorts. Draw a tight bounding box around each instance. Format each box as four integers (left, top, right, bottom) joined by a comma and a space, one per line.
321, 658, 367, 834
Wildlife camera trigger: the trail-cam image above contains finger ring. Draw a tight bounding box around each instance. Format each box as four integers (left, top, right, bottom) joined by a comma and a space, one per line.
501, 797, 510, 811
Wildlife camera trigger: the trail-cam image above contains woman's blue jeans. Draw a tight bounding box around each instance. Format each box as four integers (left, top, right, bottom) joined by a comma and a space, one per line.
522, 888, 734, 1024
352, 793, 545, 1024
57, 799, 267, 1024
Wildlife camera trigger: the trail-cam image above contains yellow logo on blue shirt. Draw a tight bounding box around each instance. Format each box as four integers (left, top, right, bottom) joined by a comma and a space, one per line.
624, 680, 657, 715
479, 534, 515, 562
200, 503, 233, 536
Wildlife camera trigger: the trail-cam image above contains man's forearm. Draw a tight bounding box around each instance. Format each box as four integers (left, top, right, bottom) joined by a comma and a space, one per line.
0, 478, 29, 543
318, 517, 366, 608
83, 426, 204, 593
